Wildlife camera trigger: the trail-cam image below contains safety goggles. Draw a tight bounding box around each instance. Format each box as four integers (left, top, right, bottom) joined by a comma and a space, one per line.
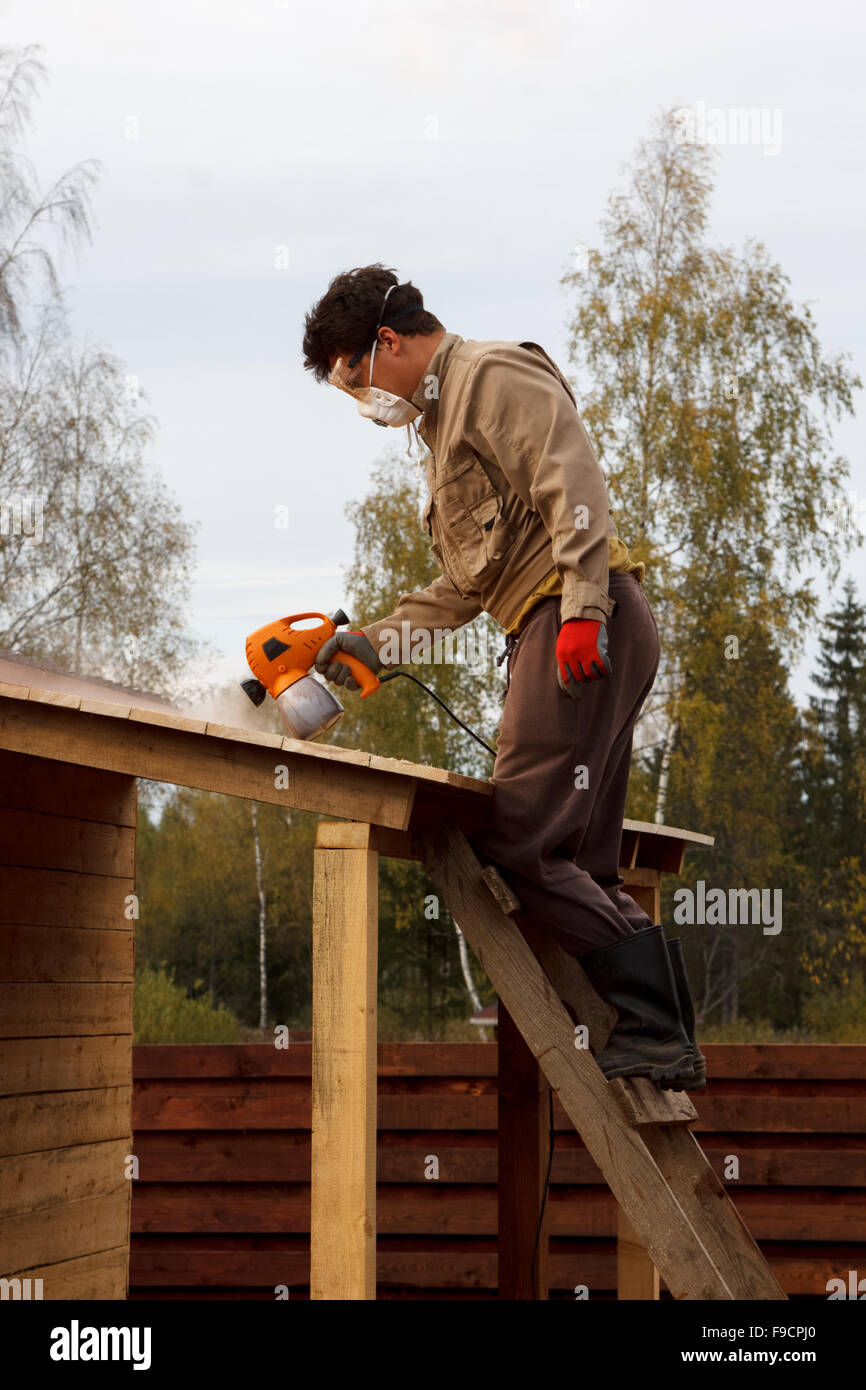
327, 356, 370, 400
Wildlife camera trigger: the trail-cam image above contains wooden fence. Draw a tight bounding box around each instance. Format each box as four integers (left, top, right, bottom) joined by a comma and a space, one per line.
129, 1042, 866, 1300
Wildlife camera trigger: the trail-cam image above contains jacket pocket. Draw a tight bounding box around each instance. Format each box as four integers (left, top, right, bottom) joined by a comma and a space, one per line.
433, 451, 516, 589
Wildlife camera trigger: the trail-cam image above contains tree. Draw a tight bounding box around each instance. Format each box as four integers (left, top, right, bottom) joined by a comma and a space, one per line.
562, 107, 862, 1028
796, 579, 866, 992
562, 106, 861, 819
0, 43, 201, 698
808, 577, 866, 859
0, 306, 199, 693
0, 44, 100, 352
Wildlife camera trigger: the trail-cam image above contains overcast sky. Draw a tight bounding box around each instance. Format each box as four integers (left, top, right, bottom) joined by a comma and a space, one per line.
4, 0, 865, 702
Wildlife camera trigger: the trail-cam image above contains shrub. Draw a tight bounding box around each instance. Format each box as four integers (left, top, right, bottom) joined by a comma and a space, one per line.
134, 964, 242, 1043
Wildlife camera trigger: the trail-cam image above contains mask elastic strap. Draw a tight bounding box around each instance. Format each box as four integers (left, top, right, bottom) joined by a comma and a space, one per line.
369, 284, 398, 388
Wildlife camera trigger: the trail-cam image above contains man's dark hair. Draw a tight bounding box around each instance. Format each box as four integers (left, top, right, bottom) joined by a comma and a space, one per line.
302, 263, 444, 382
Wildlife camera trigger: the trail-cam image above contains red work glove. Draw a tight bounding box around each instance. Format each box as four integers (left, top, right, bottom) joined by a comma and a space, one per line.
556, 619, 611, 698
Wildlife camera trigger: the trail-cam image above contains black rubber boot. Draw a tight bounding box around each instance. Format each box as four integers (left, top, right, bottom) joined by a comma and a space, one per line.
578, 925, 694, 1084
657, 937, 707, 1092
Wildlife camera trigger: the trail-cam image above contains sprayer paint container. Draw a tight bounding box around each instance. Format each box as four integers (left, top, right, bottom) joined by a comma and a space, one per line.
274, 673, 345, 742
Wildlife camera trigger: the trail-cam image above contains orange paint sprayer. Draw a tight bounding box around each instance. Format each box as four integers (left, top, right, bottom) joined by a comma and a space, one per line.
241, 609, 380, 741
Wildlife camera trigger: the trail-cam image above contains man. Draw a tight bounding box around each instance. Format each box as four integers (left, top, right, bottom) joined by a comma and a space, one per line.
302, 264, 705, 1091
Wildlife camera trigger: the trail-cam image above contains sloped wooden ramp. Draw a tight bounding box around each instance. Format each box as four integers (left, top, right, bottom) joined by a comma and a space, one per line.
414, 824, 787, 1301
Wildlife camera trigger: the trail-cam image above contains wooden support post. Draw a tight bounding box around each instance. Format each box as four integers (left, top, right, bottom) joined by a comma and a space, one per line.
310, 821, 378, 1300
618, 1208, 660, 1299
497, 1001, 551, 1299
620, 866, 661, 925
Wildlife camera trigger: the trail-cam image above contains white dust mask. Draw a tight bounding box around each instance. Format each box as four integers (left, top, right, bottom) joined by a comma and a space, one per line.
327, 284, 424, 429
355, 386, 421, 428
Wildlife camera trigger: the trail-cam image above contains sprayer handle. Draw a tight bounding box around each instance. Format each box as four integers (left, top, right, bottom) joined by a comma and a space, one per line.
341, 653, 381, 697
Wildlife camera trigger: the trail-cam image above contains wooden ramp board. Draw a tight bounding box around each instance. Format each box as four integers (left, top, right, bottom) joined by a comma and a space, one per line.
415, 825, 787, 1301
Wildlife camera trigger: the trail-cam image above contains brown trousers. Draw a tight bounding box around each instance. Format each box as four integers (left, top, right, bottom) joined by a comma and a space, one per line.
468, 572, 661, 955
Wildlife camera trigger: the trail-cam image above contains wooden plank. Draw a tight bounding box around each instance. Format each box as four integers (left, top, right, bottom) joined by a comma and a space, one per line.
690, 1096, 866, 1133
0, 697, 417, 831
130, 1083, 866, 1134
314, 819, 480, 862
130, 1245, 312, 1288
2, 1190, 130, 1274
310, 823, 378, 1300
703, 1045, 866, 1080
129, 1040, 866, 1082
1, 1035, 131, 1096
498, 1002, 549, 1297
11, 1246, 128, 1299
415, 825, 786, 1300
617, 1208, 659, 1299
3, 684, 494, 792
0, 983, 133, 1037
0, 866, 137, 930
127, 1129, 866, 1189
133, 1042, 317, 1078
0, 1139, 130, 1217
0, 807, 134, 876
133, 1084, 311, 1130
620, 866, 663, 889
133, 1132, 313, 1182
0, 1087, 132, 1157
622, 818, 714, 848
0, 655, 172, 713
126, 1245, 838, 1298
0, 750, 137, 825
126, 1184, 866, 1242
0, 925, 134, 982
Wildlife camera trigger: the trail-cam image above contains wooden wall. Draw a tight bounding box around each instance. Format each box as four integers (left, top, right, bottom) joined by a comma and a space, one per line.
0, 749, 136, 1299
129, 1042, 866, 1300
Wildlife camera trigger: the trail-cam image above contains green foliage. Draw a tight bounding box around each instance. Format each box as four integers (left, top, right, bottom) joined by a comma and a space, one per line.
136, 789, 317, 1030
134, 963, 242, 1043
564, 107, 862, 1034
802, 973, 866, 1042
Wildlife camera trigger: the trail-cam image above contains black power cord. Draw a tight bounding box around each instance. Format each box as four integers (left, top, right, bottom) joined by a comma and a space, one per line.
381, 667, 556, 1299
379, 670, 497, 757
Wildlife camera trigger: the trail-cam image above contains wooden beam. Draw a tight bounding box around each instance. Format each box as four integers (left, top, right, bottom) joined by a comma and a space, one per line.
0, 695, 417, 831
497, 1003, 550, 1298
618, 1208, 660, 1299
417, 826, 787, 1300
310, 821, 378, 1300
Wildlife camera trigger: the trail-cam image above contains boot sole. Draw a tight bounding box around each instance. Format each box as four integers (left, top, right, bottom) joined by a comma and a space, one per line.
598, 1049, 694, 1085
